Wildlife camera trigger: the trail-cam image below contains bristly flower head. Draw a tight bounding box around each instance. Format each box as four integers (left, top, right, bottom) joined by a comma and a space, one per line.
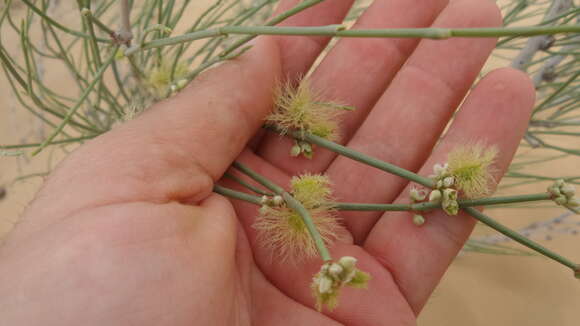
254, 174, 343, 262
445, 143, 498, 199
311, 256, 371, 311
291, 173, 334, 208
146, 59, 190, 99
266, 79, 353, 158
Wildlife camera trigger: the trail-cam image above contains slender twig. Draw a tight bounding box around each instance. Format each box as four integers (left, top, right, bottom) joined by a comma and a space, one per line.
219, 0, 326, 58
511, 0, 573, 71
125, 24, 580, 55
464, 207, 578, 274
31, 46, 119, 156
268, 127, 434, 187
118, 0, 133, 44
212, 186, 553, 211
214, 185, 263, 205
20, 0, 111, 43
80, 8, 115, 37
224, 172, 273, 196
232, 161, 332, 262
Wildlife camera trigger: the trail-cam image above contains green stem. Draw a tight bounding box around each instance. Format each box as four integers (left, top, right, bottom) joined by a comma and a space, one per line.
31, 46, 119, 156
280, 128, 434, 188
224, 172, 273, 196
219, 0, 325, 58
464, 207, 578, 274
213, 185, 263, 205
213, 186, 552, 212
20, 0, 111, 43
125, 24, 580, 55
338, 193, 551, 211
232, 161, 332, 262
81, 8, 116, 36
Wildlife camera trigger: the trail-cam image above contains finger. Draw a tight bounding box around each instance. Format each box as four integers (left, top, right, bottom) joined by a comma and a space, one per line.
222, 152, 416, 324
272, 0, 355, 78
327, 0, 502, 243
364, 68, 536, 313
258, 0, 449, 175
15, 38, 281, 238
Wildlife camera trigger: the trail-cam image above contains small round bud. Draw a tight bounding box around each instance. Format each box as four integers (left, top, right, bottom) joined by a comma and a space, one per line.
272, 195, 284, 206
433, 163, 447, 175
290, 144, 302, 157
81, 8, 91, 16
429, 190, 442, 203
338, 256, 357, 271
318, 275, 333, 294
566, 197, 580, 208
412, 214, 425, 226
555, 179, 565, 187
554, 195, 568, 205
410, 188, 427, 202
547, 185, 561, 197
328, 263, 344, 278
443, 188, 458, 201
443, 176, 455, 188
561, 184, 576, 198
260, 195, 269, 205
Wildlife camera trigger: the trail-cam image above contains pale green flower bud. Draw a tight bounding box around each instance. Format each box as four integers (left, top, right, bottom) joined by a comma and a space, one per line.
561, 184, 576, 198
290, 144, 302, 157
338, 256, 357, 271
413, 214, 425, 226
566, 197, 580, 208
429, 189, 442, 203
328, 263, 344, 278
410, 188, 427, 202
554, 195, 568, 205
317, 275, 333, 294
443, 176, 455, 188
272, 195, 284, 206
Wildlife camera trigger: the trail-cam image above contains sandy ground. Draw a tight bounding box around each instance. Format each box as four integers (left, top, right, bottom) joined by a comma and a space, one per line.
1, 1, 579, 325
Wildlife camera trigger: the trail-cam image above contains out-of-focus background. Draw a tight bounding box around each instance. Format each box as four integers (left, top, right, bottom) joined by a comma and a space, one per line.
1, 1, 579, 325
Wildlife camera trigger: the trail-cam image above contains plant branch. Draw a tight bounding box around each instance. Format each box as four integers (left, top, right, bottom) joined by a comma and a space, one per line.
464, 207, 578, 274
31, 46, 119, 156
268, 127, 434, 187
511, 0, 573, 71
212, 186, 553, 211
125, 24, 580, 55
232, 161, 332, 262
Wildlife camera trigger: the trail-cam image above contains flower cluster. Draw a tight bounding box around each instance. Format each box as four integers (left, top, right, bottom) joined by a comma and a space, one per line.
145, 59, 190, 99
427, 143, 498, 216
266, 79, 352, 158
547, 179, 580, 213
311, 256, 371, 311
254, 174, 343, 262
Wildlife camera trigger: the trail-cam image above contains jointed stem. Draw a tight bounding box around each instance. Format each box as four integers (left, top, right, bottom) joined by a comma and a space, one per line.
31, 45, 120, 156
232, 161, 333, 262
126, 24, 580, 55
465, 207, 578, 273
213, 186, 552, 211
281, 128, 435, 188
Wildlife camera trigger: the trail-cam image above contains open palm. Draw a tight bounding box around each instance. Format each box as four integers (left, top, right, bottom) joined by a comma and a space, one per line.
0, 0, 535, 325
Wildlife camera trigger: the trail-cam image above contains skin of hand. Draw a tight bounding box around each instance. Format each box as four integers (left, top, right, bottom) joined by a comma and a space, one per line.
0, 0, 536, 325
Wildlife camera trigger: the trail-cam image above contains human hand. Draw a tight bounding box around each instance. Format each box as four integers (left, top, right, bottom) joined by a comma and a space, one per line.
0, 0, 535, 325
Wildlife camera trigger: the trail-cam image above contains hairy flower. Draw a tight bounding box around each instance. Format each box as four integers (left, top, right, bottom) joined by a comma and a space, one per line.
254, 173, 342, 262
446, 143, 498, 199
146, 60, 190, 99
266, 79, 350, 142
291, 173, 333, 208
254, 206, 341, 262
